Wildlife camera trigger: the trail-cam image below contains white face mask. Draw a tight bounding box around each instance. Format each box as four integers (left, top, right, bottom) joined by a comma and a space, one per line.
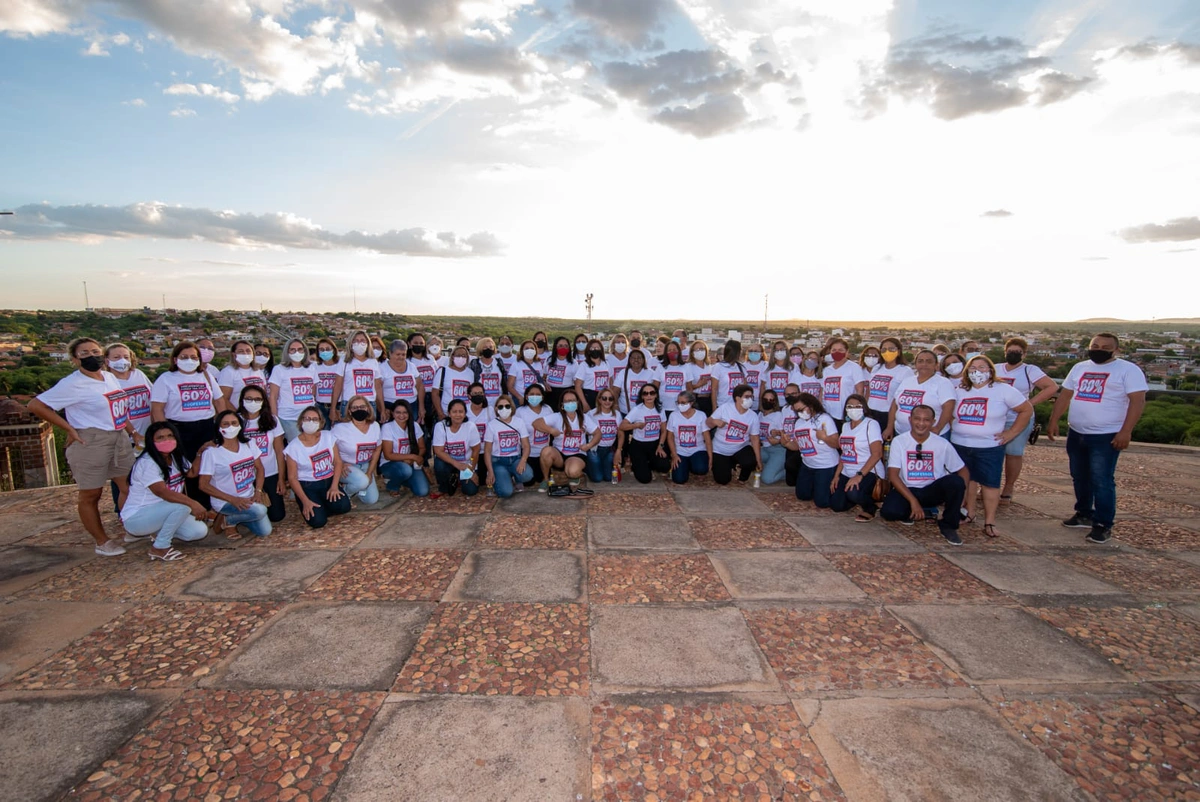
289, 350, 305, 363
243, 400, 263, 413
737, 397, 752, 410
351, 342, 368, 356
496, 406, 513, 419
863, 356, 879, 368
773, 350, 787, 360
301, 420, 321, 434
575, 342, 587, 352
693, 349, 706, 360
965, 352, 981, 362
969, 370, 991, 386
614, 342, 627, 354
429, 344, 442, 356
372, 348, 383, 359
946, 363, 964, 377
452, 356, 468, 369
846, 407, 865, 421
235, 353, 253, 367
523, 348, 536, 360
824, 354, 834, 364
108, 358, 130, 372
220, 425, 241, 440
254, 354, 270, 366
676, 402, 692, 413
177, 358, 200, 372
797, 410, 812, 420
499, 344, 512, 355
199, 348, 215, 363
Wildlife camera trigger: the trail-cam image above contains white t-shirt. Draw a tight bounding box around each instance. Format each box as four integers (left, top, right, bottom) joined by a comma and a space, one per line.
795, 373, 824, 404
410, 357, 439, 392
314, 362, 342, 405
820, 362, 866, 419
839, 418, 885, 478
667, 409, 707, 457
888, 431, 964, 489
606, 353, 629, 386
619, 367, 660, 415
575, 362, 615, 393
762, 366, 795, 396
743, 362, 766, 408
472, 358, 506, 408
710, 362, 748, 407
340, 358, 381, 404
435, 367, 475, 414
758, 410, 784, 445
542, 359, 577, 390
269, 364, 319, 421
432, 421, 482, 464
892, 374, 955, 435
585, 409, 622, 448
510, 362, 543, 398
950, 383, 1029, 448
116, 370, 153, 436
685, 361, 713, 397
867, 364, 914, 412
218, 365, 268, 405
499, 352, 520, 374
658, 364, 690, 411
121, 454, 189, 521
780, 407, 799, 440
37, 370, 130, 432
380, 361, 422, 406
484, 417, 531, 459
284, 431, 338, 483
151, 369, 220, 423
200, 441, 260, 499
243, 415, 285, 477
792, 412, 840, 469
380, 420, 424, 459
623, 403, 665, 444
544, 411, 596, 456
517, 405, 554, 456
1063, 358, 1149, 434
710, 401, 760, 457
466, 405, 493, 442
995, 361, 1047, 396
331, 421, 381, 467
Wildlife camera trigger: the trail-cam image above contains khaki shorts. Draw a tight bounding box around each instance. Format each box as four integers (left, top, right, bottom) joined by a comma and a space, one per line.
65, 428, 136, 490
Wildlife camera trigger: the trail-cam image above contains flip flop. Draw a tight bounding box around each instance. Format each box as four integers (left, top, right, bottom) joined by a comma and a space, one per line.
149, 547, 184, 561
855, 513, 875, 523
570, 487, 595, 496
999, 495, 1013, 503
983, 523, 999, 538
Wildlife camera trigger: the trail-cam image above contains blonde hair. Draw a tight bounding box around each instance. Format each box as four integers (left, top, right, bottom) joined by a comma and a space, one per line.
344, 394, 376, 423
104, 341, 138, 369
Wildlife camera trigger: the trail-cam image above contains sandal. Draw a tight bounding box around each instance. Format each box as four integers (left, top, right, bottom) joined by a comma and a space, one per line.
570, 487, 595, 496
855, 513, 875, 523
149, 547, 184, 561
983, 523, 999, 538
999, 494, 1013, 503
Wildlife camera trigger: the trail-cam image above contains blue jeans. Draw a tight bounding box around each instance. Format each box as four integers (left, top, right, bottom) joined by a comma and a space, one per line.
760, 443, 786, 485
122, 501, 209, 550
279, 418, 300, 443
380, 460, 430, 496
881, 475, 965, 532
796, 463, 837, 507
671, 451, 709, 484
434, 458, 478, 496
831, 472, 878, 515
490, 455, 534, 498
1066, 429, 1121, 527
218, 500, 272, 537
297, 478, 352, 528
341, 463, 379, 505
585, 445, 616, 483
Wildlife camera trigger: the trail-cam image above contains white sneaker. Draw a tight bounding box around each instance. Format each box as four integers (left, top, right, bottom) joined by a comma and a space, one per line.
95, 540, 126, 557
123, 532, 150, 544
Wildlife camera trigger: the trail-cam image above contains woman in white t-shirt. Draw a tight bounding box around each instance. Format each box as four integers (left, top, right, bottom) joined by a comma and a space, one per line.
379, 338, 425, 424
269, 338, 319, 442
996, 337, 1058, 503
831, 394, 885, 521
618, 348, 660, 416
618, 384, 670, 484
151, 340, 223, 464
666, 390, 712, 484
195, 337, 222, 397
332, 395, 382, 506
757, 389, 787, 485
608, 334, 630, 387
283, 406, 352, 528
709, 341, 749, 410
794, 349, 824, 403
198, 410, 271, 538
432, 398, 482, 497
584, 389, 622, 483
534, 389, 599, 493
887, 350, 955, 438
218, 340, 268, 410
543, 336, 577, 411
508, 340, 543, 406
685, 340, 714, 414
104, 342, 153, 439
574, 338, 613, 413
497, 335, 518, 374
657, 341, 689, 413
820, 337, 867, 426
950, 356, 1033, 538
515, 383, 552, 486
313, 337, 342, 427
782, 391, 841, 508
432, 344, 474, 420
865, 338, 913, 429
483, 395, 534, 498
237, 384, 287, 523
120, 421, 210, 561
28, 336, 138, 556
707, 384, 762, 485
379, 400, 429, 497
763, 342, 795, 399
332, 330, 383, 423
743, 343, 766, 409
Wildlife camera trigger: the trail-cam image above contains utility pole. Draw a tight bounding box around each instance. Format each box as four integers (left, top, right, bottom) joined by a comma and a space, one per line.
162, 294, 166, 310
764, 294, 768, 331
354, 285, 358, 315
585, 293, 594, 326
83, 281, 90, 310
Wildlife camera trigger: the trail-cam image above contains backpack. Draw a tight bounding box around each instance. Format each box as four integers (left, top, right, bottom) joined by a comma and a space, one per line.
470, 358, 508, 394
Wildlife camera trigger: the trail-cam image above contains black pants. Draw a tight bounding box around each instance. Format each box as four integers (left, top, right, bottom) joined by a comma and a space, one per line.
867, 409, 889, 430
297, 478, 352, 528
582, 389, 598, 409
831, 472, 878, 515
713, 446, 756, 485
628, 438, 669, 484
695, 396, 713, 415
784, 450, 802, 487
173, 417, 216, 508
263, 473, 287, 523
881, 475, 965, 531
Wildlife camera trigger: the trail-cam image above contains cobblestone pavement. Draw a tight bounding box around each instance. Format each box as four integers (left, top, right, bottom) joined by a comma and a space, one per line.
2, 441, 1199, 801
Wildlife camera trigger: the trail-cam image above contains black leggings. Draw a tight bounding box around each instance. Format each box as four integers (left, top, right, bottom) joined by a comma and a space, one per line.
627, 438, 669, 484
713, 446, 756, 485
172, 417, 215, 508
262, 473, 287, 523
784, 450, 802, 487
867, 409, 889, 430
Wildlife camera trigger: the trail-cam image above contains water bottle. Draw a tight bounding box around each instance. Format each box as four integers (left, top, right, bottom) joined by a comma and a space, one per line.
752, 470, 761, 488
612, 465, 621, 485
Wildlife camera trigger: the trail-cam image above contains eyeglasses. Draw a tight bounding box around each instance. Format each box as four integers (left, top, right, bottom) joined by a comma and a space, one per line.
642, 391, 658, 397
495, 405, 512, 410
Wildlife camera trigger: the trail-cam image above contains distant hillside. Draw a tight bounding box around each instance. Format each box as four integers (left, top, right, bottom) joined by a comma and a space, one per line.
1076, 318, 1200, 325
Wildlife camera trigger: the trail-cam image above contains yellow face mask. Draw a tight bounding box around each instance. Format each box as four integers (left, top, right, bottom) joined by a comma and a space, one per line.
881, 349, 899, 362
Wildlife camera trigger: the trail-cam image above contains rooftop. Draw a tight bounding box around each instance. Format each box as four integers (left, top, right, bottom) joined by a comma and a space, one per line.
1, 441, 1198, 800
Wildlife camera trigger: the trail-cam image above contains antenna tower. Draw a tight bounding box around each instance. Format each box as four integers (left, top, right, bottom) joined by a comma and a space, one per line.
585, 293, 594, 325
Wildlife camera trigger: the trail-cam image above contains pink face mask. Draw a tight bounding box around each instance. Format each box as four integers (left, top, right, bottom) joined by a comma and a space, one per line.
155, 439, 178, 454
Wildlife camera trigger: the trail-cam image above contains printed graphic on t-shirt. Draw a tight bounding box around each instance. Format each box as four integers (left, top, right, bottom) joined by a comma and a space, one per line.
598, 419, 617, 446
896, 388, 925, 412
561, 431, 582, 455
519, 368, 539, 390
725, 419, 748, 444
497, 429, 520, 457
482, 374, 501, 397
629, 381, 647, 404
905, 450, 934, 482
244, 376, 266, 390
996, 377, 1015, 386
352, 368, 375, 395
451, 379, 469, 399
643, 414, 661, 438
416, 364, 435, 384
251, 431, 270, 457
179, 382, 211, 412
759, 421, 772, 440
394, 435, 411, 455
445, 441, 467, 460
105, 389, 131, 429
290, 376, 315, 404
677, 424, 698, 448
316, 372, 337, 402
868, 375, 892, 401
956, 397, 988, 426
782, 417, 796, 438
474, 420, 488, 439
1076, 372, 1108, 403
664, 370, 686, 393
167, 469, 185, 494
124, 386, 151, 421
355, 442, 376, 463
795, 429, 816, 457
310, 449, 334, 481
548, 364, 567, 385
726, 372, 744, 397
746, 368, 762, 389
769, 371, 788, 391
393, 375, 415, 398
840, 436, 859, 464
594, 370, 610, 390
822, 377, 841, 402
532, 428, 549, 446
231, 457, 256, 493
800, 381, 822, 398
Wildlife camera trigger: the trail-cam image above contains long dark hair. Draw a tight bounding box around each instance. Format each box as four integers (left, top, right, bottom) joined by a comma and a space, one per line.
797, 391, 827, 417
444, 398, 467, 430
237, 385, 277, 433
254, 341, 276, 374
624, 348, 649, 404
637, 383, 662, 413
212, 410, 250, 445
139, 420, 189, 482
548, 336, 571, 369
559, 390, 584, 435
391, 399, 419, 452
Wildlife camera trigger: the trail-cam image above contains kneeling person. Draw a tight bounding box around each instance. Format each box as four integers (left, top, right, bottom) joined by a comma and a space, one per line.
881, 404, 968, 545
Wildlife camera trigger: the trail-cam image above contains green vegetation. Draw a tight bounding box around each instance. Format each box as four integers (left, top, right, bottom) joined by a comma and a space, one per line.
1132, 396, 1200, 447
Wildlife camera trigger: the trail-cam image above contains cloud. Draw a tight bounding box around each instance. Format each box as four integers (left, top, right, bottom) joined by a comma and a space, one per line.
1, 201, 504, 258
168, 106, 196, 117
1119, 217, 1200, 243
165, 82, 240, 104
570, 0, 676, 47
654, 92, 748, 137
122, 97, 146, 106
0, 0, 85, 36
981, 209, 1013, 217
1113, 40, 1200, 65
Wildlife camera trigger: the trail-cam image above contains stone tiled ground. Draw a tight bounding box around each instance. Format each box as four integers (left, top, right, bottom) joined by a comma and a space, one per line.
2, 440, 1199, 801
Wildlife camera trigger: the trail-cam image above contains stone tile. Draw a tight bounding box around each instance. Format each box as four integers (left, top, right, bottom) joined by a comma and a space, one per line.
1160, 517, 1200, 533
334, 697, 590, 802
1113, 520, 1200, 550
588, 517, 698, 551
829, 553, 1004, 603
689, 517, 812, 549
808, 698, 1085, 802
394, 603, 588, 696
1059, 552, 1200, 595
72, 689, 383, 802
0, 546, 93, 594
785, 516, 923, 550
446, 550, 585, 603
591, 606, 777, 693
709, 552, 867, 602
996, 694, 1200, 802
889, 605, 1125, 683
592, 698, 843, 801
672, 490, 772, 516
1171, 552, 1200, 569
0, 601, 123, 684
999, 517, 1103, 549
301, 549, 465, 601
588, 554, 730, 604
942, 554, 1125, 597
241, 512, 385, 550
0, 486, 81, 514
0, 693, 158, 802
6, 601, 279, 690
402, 494, 497, 514
178, 550, 342, 600
216, 602, 433, 691
890, 520, 1027, 552
477, 514, 586, 549
364, 514, 483, 548
0, 513, 76, 546
1179, 603, 1200, 624
745, 608, 962, 693
587, 492, 681, 515
15, 549, 226, 602
1032, 606, 1200, 679
494, 490, 585, 516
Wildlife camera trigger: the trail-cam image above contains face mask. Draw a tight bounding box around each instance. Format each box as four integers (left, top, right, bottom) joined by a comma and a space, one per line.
882, 350, 900, 362
470, 394, 486, 405
864, 356, 879, 368
846, 407, 865, 421
497, 406, 513, 419
523, 348, 536, 360
693, 349, 706, 360
155, 438, 178, 454
672, 337, 681, 344
965, 352, 981, 362
429, 344, 442, 356
936, 354, 946, 364
319, 349, 335, 361
235, 353, 253, 366
556, 346, 569, 357
677, 402, 692, 413
352, 343, 368, 356
775, 350, 787, 360
831, 351, 847, 362
575, 342, 586, 352
945, 363, 964, 377
797, 410, 812, 420
243, 400, 263, 414
107, 357, 130, 372
535, 340, 547, 349
969, 370, 990, 386
220, 425, 241, 440
587, 349, 603, 359
350, 409, 371, 422
784, 393, 800, 406
630, 338, 642, 348
748, 352, 762, 363
761, 400, 776, 411
80, 354, 104, 372
737, 397, 752, 410
289, 351, 305, 363
480, 348, 495, 359
453, 356, 468, 369
177, 358, 200, 372
562, 401, 578, 413
1005, 351, 1023, 365
371, 348, 382, 359
1088, 349, 1114, 364
804, 358, 819, 370
614, 342, 627, 354
668, 353, 679, 363
301, 420, 321, 434
254, 354, 270, 366
526, 395, 542, 407
788, 355, 803, 367
199, 348, 215, 363
499, 345, 512, 355
409, 345, 425, 357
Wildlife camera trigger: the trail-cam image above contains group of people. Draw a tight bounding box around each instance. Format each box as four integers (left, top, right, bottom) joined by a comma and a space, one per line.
26, 327, 1146, 558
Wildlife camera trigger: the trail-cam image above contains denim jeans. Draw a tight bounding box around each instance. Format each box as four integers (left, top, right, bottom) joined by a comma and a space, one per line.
1066, 428, 1121, 527
881, 475, 966, 532
341, 463, 379, 505
123, 501, 209, 550
671, 450, 710, 484
490, 455, 534, 498
796, 463, 837, 507
217, 500, 272, 537
585, 445, 616, 483
760, 443, 786, 485
279, 418, 300, 443
297, 478, 352, 528
380, 460, 430, 496
434, 458, 478, 496
830, 472, 878, 516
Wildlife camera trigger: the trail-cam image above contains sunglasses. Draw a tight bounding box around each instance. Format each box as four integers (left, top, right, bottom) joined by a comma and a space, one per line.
642, 391, 658, 397
495, 405, 512, 410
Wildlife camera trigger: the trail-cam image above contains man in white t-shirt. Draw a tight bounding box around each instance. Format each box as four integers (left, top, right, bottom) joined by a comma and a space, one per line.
1047, 333, 1148, 544
881, 404, 970, 545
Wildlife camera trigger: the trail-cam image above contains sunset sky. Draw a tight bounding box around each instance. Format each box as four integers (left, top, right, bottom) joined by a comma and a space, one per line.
2, 0, 1198, 321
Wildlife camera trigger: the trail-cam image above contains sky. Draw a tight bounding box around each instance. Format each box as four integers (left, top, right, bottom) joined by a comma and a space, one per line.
1, 0, 1198, 322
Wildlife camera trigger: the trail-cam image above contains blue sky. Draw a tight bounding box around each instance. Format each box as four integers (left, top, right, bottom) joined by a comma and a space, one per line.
2, 0, 1198, 320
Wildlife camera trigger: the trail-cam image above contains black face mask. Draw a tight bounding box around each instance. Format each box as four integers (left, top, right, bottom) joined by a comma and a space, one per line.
761, 401, 777, 411
350, 409, 371, 422
80, 355, 104, 372
1088, 349, 1114, 364
480, 348, 495, 359
587, 349, 603, 359
1005, 351, 1023, 365
630, 338, 642, 347
410, 346, 425, 356
535, 340, 547, 349
784, 393, 800, 406
470, 394, 486, 405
